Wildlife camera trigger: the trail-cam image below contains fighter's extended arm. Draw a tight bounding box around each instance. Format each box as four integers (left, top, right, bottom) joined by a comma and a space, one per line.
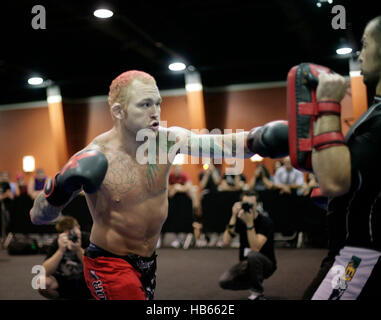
167, 121, 288, 160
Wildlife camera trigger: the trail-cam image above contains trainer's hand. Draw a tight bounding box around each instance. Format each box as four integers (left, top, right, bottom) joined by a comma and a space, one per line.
316, 72, 347, 102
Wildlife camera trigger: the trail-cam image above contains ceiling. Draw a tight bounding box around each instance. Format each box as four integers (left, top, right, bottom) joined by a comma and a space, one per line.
0, 0, 379, 105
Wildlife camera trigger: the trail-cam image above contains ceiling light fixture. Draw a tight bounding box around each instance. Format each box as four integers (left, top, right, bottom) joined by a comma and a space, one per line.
250, 155, 264, 162
168, 62, 186, 71
336, 47, 353, 55
28, 77, 44, 85
93, 9, 114, 19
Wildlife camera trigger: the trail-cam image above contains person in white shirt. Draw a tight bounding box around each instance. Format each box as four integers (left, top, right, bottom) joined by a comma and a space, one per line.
273, 157, 304, 195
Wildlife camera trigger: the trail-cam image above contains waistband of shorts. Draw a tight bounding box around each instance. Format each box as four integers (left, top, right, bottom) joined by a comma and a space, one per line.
85, 242, 157, 261
339, 246, 381, 256
85, 242, 157, 263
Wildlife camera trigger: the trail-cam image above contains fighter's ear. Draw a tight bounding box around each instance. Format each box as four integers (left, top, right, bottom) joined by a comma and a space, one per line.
111, 103, 124, 120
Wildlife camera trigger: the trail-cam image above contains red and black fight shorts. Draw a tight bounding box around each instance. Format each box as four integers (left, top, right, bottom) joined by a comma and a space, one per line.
83, 243, 157, 300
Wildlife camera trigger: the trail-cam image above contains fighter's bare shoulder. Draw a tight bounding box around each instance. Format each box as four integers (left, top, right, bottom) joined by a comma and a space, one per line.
86, 131, 114, 155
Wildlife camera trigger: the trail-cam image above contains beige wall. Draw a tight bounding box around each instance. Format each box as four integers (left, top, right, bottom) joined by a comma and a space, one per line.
0, 107, 60, 181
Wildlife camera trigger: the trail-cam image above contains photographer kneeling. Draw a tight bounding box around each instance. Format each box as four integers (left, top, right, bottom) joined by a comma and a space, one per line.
38, 216, 92, 300
219, 191, 277, 300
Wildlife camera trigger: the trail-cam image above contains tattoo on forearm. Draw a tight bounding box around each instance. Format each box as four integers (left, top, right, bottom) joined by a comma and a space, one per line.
188, 134, 240, 158
33, 193, 61, 223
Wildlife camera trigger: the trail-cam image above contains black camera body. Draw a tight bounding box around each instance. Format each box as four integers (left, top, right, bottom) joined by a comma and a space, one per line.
68, 229, 78, 243
241, 201, 253, 212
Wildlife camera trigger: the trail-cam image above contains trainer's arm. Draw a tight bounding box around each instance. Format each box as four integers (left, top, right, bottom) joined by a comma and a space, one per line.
311, 73, 351, 197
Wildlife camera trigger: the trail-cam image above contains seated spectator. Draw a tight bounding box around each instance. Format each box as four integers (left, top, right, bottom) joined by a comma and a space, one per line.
0, 172, 14, 241
300, 173, 319, 196
248, 164, 273, 192
0, 172, 14, 201
37, 216, 92, 300
28, 168, 48, 200
167, 165, 200, 248
219, 191, 276, 300
272, 160, 283, 175
218, 171, 246, 192
168, 165, 193, 198
197, 163, 222, 248
273, 157, 304, 195
2, 172, 19, 197
15, 173, 28, 196
199, 163, 221, 196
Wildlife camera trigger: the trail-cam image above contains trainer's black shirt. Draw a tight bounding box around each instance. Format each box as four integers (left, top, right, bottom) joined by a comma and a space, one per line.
235, 213, 276, 268
327, 96, 381, 257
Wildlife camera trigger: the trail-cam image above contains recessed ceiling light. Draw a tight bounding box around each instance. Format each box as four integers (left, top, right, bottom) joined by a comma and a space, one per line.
336, 47, 352, 55
28, 77, 44, 85
316, 2, 322, 8
169, 62, 186, 71
250, 154, 264, 162
93, 9, 114, 19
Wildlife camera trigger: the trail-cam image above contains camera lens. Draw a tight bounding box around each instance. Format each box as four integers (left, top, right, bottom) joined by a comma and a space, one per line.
68, 230, 78, 243
241, 201, 253, 212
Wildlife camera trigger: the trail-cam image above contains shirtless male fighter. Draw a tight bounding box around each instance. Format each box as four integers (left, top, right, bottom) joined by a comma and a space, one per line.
30, 70, 288, 300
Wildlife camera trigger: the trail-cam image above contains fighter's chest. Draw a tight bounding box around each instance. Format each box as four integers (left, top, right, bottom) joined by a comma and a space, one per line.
102, 153, 169, 201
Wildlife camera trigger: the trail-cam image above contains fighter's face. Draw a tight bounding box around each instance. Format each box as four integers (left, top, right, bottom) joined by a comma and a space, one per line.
122, 79, 161, 135
359, 22, 381, 87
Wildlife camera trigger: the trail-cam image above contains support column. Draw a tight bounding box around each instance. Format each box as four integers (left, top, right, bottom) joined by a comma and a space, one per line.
185, 68, 206, 130
46, 86, 69, 168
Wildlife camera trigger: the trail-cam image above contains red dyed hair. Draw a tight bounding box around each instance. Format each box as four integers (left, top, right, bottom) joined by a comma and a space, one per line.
108, 70, 156, 106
